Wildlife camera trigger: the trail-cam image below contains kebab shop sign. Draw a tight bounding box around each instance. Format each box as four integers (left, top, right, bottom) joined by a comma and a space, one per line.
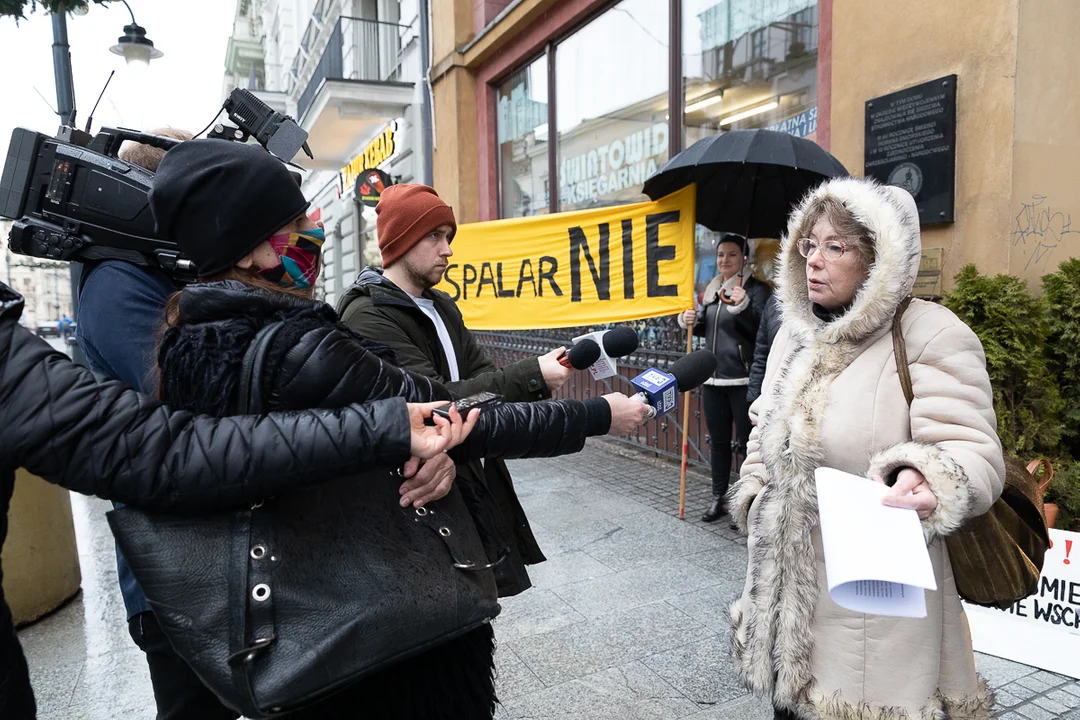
963, 529, 1080, 678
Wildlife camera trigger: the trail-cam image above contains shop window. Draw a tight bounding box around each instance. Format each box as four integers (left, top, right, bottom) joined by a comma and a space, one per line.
555, 0, 670, 213
496, 57, 550, 219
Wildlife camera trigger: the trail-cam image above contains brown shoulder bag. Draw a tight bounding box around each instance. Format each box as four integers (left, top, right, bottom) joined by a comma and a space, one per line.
892, 297, 1050, 609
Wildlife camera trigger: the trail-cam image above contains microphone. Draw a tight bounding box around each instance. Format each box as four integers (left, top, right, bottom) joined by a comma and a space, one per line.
601, 326, 639, 359
557, 338, 602, 369
629, 350, 718, 420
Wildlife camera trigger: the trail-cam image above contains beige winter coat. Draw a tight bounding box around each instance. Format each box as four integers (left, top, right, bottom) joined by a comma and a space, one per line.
727, 178, 1005, 719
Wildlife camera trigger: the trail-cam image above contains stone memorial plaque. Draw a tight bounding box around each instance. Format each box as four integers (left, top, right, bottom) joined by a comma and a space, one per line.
865, 75, 956, 225
913, 247, 944, 299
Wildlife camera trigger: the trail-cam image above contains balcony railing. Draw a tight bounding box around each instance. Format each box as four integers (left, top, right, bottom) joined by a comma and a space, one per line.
296, 16, 412, 123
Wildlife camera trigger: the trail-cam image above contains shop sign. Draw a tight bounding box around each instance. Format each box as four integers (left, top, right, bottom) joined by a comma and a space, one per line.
341, 122, 397, 194
559, 122, 669, 206
765, 106, 817, 139
964, 528, 1080, 679
434, 185, 695, 330
355, 168, 393, 208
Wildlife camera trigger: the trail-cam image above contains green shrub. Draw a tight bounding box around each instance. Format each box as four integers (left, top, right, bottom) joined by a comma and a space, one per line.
944, 265, 1063, 457
1045, 461, 1080, 531
1044, 258, 1080, 457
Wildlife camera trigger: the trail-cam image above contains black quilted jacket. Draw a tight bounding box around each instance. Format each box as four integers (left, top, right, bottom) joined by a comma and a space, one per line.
159, 280, 605, 462
0, 280, 449, 719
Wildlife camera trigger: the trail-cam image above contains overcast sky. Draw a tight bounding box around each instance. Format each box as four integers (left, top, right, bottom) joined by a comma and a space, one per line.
0, 1, 236, 146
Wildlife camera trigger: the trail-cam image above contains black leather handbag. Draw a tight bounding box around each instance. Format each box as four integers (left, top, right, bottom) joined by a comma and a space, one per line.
107, 322, 501, 717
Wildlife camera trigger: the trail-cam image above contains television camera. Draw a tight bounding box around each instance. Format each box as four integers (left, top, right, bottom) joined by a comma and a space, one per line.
0, 88, 312, 280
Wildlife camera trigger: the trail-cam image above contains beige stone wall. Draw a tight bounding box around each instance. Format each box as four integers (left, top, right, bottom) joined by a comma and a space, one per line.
829, 0, 1020, 292
1, 470, 81, 625
1009, 0, 1080, 289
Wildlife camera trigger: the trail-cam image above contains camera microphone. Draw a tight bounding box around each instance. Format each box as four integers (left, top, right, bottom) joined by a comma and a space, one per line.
628, 350, 718, 420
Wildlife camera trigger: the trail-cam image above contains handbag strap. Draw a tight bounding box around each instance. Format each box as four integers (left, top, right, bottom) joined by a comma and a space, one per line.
229, 321, 286, 680
892, 296, 914, 407
236, 322, 286, 414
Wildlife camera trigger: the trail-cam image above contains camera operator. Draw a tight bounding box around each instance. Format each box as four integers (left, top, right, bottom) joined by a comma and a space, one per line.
0, 277, 475, 719
73, 127, 238, 719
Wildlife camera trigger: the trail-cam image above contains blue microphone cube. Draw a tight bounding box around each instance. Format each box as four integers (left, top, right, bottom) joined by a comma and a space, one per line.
630, 368, 678, 417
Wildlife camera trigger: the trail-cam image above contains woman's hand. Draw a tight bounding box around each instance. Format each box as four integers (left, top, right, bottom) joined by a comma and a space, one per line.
407, 402, 480, 459
876, 468, 939, 519
682, 309, 698, 326
603, 393, 652, 436
728, 285, 747, 304
398, 453, 456, 508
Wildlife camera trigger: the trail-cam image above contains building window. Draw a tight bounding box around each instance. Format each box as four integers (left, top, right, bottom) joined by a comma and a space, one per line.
683, 0, 819, 290
555, 0, 670, 213
683, 0, 819, 148
496, 57, 549, 219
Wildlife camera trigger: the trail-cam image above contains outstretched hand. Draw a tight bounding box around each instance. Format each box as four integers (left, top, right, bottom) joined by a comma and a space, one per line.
406, 402, 480, 459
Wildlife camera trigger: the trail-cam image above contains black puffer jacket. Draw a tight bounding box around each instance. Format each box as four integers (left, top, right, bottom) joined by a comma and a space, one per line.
747, 293, 782, 404
682, 275, 770, 381
159, 281, 609, 460
0, 281, 454, 719
155, 280, 611, 719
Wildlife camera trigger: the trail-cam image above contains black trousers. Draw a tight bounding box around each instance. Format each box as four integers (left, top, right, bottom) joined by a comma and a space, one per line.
129, 612, 239, 720
702, 384, 752, 498
0, 601, 35, 720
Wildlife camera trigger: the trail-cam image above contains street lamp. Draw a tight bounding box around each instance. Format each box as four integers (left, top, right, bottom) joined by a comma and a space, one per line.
108, 0, 163, 67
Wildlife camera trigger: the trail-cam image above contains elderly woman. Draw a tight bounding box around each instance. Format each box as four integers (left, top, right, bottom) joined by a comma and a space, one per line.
727, 177, 1004, 719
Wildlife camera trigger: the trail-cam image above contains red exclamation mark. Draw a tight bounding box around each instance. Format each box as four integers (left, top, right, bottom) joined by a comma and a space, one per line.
1065, 540, 1073, 566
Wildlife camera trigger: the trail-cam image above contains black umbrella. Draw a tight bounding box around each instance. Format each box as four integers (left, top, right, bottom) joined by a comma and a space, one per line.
642, 129, 849, 239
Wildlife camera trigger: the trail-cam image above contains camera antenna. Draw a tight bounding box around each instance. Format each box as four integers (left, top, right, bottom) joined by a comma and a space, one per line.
85, 71, 116, 134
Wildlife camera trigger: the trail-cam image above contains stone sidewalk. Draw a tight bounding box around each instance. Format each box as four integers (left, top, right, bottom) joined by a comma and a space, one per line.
18, 440, 1080, 719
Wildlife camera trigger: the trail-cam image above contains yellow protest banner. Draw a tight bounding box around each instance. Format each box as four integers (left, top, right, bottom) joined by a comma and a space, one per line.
435, 185, 696, 330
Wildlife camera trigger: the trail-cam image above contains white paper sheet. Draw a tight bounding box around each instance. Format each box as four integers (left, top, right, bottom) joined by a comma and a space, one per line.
814, 467, 938, 618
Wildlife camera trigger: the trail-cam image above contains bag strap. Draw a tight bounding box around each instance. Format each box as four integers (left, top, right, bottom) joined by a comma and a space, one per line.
1029, 458, 1055, 495
892, 296, 914, 407
236, 323, 286, 415
230, 321, 286, 683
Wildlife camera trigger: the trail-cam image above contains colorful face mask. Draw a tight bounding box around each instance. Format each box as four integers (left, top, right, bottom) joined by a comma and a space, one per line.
258, 228, 325, 289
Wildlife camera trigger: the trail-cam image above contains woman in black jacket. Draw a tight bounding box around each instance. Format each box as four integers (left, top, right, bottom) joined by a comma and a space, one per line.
147, 139, 648, 719
678, 236, 770, 522
0, 280, 474, 720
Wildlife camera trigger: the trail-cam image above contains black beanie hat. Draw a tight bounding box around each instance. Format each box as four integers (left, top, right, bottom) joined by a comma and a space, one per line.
149, 139, 310, 277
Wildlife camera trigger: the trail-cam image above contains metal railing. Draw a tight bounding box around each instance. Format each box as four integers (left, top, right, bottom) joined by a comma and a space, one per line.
297, 16, 411, 123
476, 317, 726, 471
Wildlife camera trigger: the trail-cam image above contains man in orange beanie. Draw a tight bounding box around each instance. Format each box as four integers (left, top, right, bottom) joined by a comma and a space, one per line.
337, 183, 577, 597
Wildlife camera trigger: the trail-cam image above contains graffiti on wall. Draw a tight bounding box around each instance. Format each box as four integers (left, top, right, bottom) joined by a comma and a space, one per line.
1013, 195, 1080, 271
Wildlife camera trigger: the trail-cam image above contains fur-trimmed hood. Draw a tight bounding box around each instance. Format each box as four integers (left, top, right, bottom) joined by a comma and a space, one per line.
776, 177, 921, 345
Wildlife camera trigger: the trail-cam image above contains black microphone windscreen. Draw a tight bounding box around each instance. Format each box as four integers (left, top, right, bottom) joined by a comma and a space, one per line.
670, 350, 718, 392
602, 326, 639, 358
567, 338, 602, 369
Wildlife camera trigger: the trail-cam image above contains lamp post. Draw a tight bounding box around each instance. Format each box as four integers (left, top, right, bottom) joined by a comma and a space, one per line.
49, 0, 162, 364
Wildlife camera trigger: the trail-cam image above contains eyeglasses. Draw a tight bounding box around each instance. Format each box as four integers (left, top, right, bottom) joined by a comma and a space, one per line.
797, 237, 849, 262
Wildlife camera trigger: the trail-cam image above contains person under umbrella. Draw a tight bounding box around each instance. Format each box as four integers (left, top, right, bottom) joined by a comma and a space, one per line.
678, 234, 769, 522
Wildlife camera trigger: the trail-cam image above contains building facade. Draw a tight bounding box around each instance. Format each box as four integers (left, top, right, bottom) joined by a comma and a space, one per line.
427, 0, 1080, 468
224, 0, 428, 307
430, 0, 1080, 296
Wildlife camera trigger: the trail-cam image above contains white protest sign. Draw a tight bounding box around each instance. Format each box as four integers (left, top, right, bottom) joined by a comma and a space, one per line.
572, 330, 617, 380
964, 528, 1080, 678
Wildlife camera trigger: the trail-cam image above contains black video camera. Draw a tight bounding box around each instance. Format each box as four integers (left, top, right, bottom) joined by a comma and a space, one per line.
0, 89, 312, 279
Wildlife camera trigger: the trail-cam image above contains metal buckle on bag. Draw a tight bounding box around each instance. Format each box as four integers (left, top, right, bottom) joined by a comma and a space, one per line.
452, 548, 510, 572
226, 634, 278, 665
